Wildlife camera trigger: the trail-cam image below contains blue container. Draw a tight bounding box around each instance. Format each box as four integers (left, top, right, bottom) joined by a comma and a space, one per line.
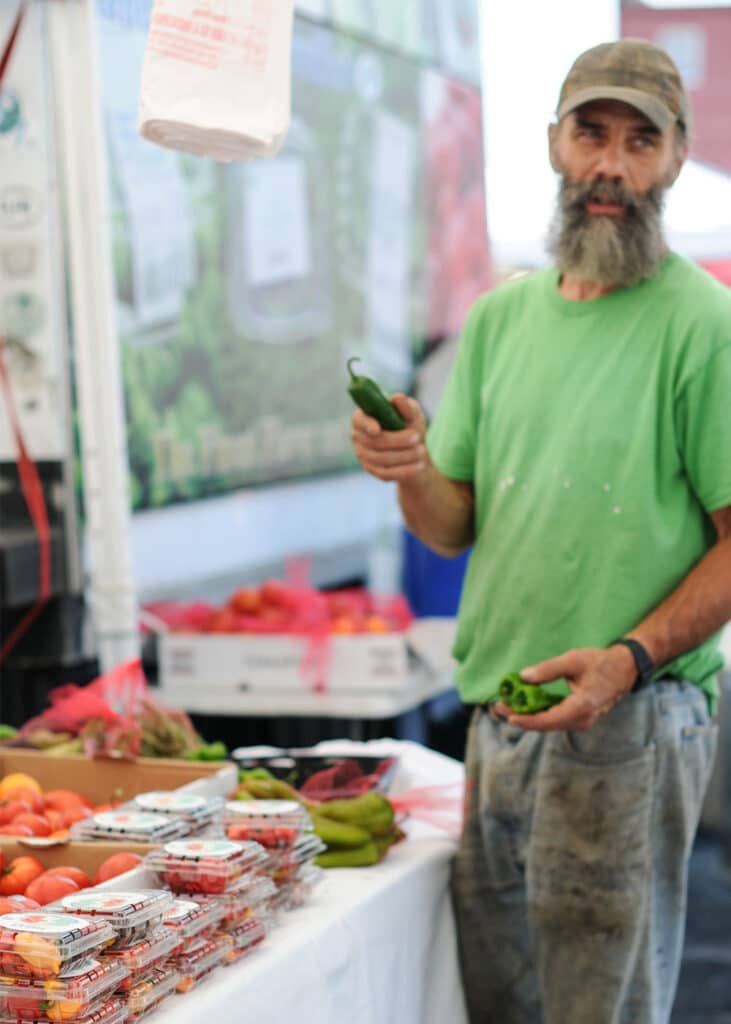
401, 528, 470, 618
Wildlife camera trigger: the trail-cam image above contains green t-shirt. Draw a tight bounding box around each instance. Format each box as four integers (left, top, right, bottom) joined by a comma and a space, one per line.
427, 253, 731, 711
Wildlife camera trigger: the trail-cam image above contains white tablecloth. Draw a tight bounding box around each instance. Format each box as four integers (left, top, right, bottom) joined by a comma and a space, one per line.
148, 740, 468, 1024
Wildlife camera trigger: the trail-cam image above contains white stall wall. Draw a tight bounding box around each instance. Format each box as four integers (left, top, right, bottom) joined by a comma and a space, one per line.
481, 0, 731, 269
481, 0, 619, 271
42, 1, 622, 614
130, 1, 620, 603
0, 5, 70, 462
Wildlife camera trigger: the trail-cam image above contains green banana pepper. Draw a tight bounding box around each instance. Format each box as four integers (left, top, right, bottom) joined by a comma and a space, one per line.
184, 740, 229, 761
485, 671, 564, 715
346, 357, 405, 431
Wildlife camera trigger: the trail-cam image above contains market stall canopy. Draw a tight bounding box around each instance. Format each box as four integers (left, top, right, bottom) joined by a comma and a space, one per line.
487, 158, 731, 269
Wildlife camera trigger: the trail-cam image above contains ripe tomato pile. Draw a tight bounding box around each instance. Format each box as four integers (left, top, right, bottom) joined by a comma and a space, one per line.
0, 850, 144, 907
144, 581, 413, 636
0, 773, 113, 841
0, 772, 145, 905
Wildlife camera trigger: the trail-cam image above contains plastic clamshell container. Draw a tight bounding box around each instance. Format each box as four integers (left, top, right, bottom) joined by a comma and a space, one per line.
71, 810, 186, 843
60, 891, 174, 949
0, 913, 117, 980
285, 863, 326, 910
145, 839, 268, 895
124, 965, 180, 1021
268, 833, 326, 883
0, 998, 128, 1024
220, 917, 267, 965
224, 800, 312, 849
0, 958, 129, 1020
161, 899, 224, 943
172, 935, 228, 993
101, 928, 179, 988
132, 791, 224, 830
194, 875, 277, 931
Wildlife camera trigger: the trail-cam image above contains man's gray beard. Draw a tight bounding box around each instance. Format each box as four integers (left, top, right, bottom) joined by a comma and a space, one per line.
546, 176, 669, 289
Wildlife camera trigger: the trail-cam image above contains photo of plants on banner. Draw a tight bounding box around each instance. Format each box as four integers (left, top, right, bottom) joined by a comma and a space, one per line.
96, 1, 490, 510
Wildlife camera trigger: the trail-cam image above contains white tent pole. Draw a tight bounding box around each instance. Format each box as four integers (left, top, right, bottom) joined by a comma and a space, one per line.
47, 0, 139, 670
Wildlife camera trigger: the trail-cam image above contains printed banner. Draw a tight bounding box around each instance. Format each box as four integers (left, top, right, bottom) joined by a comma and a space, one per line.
96, 6, 490, 510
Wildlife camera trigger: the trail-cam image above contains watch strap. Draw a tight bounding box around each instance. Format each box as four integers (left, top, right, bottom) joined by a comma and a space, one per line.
611, 637, 655, 692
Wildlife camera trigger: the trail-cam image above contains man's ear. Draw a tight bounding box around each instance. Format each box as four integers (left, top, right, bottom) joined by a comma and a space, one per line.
665, 133, 689, 187
548, 122, 560, 173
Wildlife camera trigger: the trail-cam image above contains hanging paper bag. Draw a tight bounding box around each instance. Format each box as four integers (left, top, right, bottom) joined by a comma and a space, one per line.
138, 0, 294, 162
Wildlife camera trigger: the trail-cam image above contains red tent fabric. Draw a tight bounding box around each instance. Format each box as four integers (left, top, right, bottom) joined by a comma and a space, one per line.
700, 260, 731, 287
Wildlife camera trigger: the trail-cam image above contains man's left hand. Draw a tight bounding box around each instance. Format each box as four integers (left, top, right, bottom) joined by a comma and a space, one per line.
494, 645, 638, 732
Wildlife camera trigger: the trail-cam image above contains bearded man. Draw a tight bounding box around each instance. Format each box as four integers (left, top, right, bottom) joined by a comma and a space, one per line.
350, 38, 731, 1024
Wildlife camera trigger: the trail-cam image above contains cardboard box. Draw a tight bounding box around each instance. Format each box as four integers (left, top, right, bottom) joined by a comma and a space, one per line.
0, 752, 238, 881
158, 631, 412, 698
0, 749, 237, 806
0, 839, 153, 880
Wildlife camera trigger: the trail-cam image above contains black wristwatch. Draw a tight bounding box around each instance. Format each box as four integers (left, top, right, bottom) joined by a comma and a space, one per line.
610, 637, 656, 692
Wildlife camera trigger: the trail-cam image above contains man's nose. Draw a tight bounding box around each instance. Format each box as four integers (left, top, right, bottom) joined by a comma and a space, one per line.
594, 140, 627, 181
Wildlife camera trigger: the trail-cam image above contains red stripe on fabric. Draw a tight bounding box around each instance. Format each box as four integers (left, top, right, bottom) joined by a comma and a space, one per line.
0, 335, 51, 661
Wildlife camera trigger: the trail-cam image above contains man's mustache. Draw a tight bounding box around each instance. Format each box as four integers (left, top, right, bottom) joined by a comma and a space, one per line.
561, 178, 642, 216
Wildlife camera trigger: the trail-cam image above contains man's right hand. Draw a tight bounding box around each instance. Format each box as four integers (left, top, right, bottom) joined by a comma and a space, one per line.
350, 393, 429, 483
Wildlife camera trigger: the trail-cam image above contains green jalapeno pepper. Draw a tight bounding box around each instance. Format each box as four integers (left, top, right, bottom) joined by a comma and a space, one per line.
484, 671, 564, 715
347, 357, 406, 431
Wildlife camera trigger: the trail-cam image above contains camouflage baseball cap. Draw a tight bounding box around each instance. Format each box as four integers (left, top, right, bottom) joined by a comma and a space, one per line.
556, 38, 690, 133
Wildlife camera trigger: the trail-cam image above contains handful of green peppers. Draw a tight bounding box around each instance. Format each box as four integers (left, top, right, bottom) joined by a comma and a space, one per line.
486, 672, 564, 715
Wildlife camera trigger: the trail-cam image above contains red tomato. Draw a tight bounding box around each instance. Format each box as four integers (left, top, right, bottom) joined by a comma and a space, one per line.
0, 950, 28, 976
11, 813, 52, 837
0, 800, 32, 825
4, 988, 44, 1017
0, 848, 3, 874
228, 586, 263, 615
205, 608, 242, 633
24, 873, 80, 906
226, 824, 296, 849
59, 805, 92, 828
2, 787, 45, 815
47, 829, 71, 842
161, 869, 192, 893
45, 866, 91, 889
195, 857, 232, 894
0, 824, 33, 837
42, 789, 92, 812
257, 605, 291, 628
259, 579, 297, 608
0, 856, 45, 896
92, 852, 144, 886
43, 809, 64, 832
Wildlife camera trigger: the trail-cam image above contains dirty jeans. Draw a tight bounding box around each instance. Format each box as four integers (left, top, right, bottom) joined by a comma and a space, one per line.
451, 680, 718, 1024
